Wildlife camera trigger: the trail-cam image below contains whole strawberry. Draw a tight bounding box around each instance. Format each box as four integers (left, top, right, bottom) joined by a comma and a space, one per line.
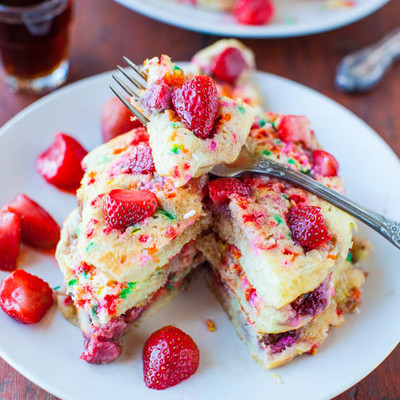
172, 75, 219, 139
287, 205, 332, 251
104, 189, 158, 230
143, 325, 200, 390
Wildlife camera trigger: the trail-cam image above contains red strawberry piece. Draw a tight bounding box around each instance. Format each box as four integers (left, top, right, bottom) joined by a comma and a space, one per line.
278, 115, 311, 144
172, 75, 219, 139
0, 269, 53, 324
287, 205, 332, 250
0, 212, 20, 272
126, 143, 155, 175
129, 127, 149, 146
36, 133, 88, 190
5, 194, 60, 249
104, 189, 158, 230
234, 0, 274, 25
139, 83, 173, 114
212, 47, 247, 84
143, 325, 200, 390
208, 178, 251, 206
101, 97, 143, 143
312, 150, 339, 177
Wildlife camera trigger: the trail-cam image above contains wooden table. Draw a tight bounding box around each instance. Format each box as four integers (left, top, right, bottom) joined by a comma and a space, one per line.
0, 0, 399, 399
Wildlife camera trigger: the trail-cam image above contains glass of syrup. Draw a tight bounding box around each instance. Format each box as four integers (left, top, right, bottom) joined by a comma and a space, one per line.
0, 0, 73, 94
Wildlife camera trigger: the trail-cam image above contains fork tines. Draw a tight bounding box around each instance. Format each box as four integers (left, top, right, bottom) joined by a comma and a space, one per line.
110, 57, 149, 126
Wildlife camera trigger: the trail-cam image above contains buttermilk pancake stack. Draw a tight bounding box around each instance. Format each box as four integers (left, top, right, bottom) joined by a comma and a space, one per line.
56, 39, 367, 368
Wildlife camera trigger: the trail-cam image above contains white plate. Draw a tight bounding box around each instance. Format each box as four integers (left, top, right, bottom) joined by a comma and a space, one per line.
0, 67, 399, 400
114, 0, 389, 38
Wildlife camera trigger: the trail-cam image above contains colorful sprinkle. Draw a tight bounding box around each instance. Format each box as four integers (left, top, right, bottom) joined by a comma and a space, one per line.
238, 105, 246, 114
263, 150, 272, 156
288, 159, 295, 165
158, 208, 175, 220
119, 282, 137, 299
346, 251, 353, 262
86, 242, 95, 252
68, 279, 77, 286
171, 145, 180, 154
274, 215, 284, 224
205, 319, 216, 332
52, 286, 61, 291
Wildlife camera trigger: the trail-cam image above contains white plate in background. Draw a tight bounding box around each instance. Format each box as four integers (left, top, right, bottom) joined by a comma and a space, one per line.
114, 0, 389, 38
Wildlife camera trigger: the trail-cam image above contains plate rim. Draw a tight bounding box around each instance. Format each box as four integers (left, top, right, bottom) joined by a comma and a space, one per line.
113, 0, 390, 38
0, 67, 399, 400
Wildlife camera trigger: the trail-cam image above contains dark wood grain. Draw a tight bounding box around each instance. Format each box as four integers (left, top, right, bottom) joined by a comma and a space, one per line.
0, 0, 399, 398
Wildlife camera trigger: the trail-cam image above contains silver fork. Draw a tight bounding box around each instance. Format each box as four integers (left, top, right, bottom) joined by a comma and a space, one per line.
111, 57, 400, 250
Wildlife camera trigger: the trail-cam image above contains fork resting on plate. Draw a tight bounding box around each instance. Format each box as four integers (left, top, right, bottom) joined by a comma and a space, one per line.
110, 57, 400, 250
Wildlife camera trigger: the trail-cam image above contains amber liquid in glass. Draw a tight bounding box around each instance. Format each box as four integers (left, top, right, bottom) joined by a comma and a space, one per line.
0, 0, 72, 79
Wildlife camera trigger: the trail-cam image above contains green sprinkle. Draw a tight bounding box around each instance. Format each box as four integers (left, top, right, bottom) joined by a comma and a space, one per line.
100, 155, 111, 164
68, 279, 77, 286
158, 208, 175, 220
92, 305, 98, 315
301, 169, 311, 175
86, 242, 95, 252
82, 270, 89, 279
238, 105, 246, 114
171, 145, 180, 154
346, 252, 353, 262
131, 226, 141, 233
263, 150, 272, 156
169, 122, 178, 128
259, 119, 266, 127
274, 215, 284, 224
288, 159, 295, 165
166, 284, 174, 291
52, 286, 61, 291
270, 121, 277, 130
173, 65, 182, 72
76, 226, 81, 237
119, 282, 137, 299
281, 194, 289, 200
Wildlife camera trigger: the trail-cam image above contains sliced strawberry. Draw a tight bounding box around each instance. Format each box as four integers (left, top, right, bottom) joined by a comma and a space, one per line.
278, 115, 311, 144
104, 189, 158, 230
0, 269, 53, 324
139, 82, 173, 114
101, 97, 143, 143
172, 75, 219, 139
234, 0, 274, 25
36, 133, 88, 190
143, 325, 200, 390
208, 178, 251, 206
312, 150, 339, 177
119, 143, 155, 175
212, 47, 247, 84
287, 205, 332, 251
0, 212, 20, 271
5, 194, 60, 249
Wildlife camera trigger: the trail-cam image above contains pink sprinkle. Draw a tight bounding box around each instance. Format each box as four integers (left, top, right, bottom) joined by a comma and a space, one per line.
210, 140, 217, 151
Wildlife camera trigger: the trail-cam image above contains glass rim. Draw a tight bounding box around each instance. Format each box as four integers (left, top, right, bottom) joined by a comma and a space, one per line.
0, 0, 71, 23
0, 0, 69, 14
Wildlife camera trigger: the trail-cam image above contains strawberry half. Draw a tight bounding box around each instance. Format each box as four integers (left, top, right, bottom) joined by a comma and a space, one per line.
278, 115, 311, 144
212, 47, 247, 84
104, 189, 158, 230
234, 0, 274, 25
208, 178, 251, 206
0, 269, 53, 324
36, 133, 88, 190
0, 212, 21, 272
312, 150, 339, 177
101, 97, 143, 143
287, 205, 332, 250
126, 143, 155, 175
143, 325, 200, 390
172, 75, 219, 139
5, 194, 60, 249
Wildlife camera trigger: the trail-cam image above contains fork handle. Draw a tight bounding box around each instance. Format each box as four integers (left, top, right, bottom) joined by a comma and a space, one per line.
251, 158, 400, 250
